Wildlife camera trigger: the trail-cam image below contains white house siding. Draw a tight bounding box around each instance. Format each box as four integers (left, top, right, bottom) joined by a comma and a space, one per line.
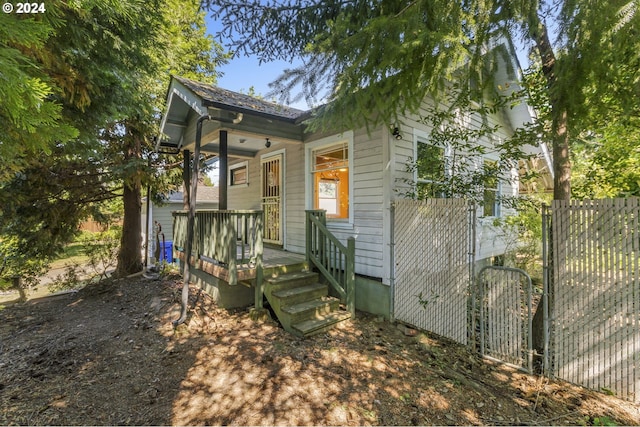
312, 127, 386, 279
224, 96, 521, 277
390, 99, 520, 263
282, 143, 306, 253
227, 143, 306, 253
227, 156, 262, 211
227, 131, 387, 279
351, 127, 385, 278
141, 200, 218, 261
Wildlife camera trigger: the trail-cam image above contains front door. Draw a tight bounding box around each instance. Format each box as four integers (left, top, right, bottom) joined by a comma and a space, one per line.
261, 154, 283, 245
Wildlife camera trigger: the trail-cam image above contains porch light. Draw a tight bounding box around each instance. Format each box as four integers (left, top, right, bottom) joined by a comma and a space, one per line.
265, 138, 271, 148
392, 126, 402, 140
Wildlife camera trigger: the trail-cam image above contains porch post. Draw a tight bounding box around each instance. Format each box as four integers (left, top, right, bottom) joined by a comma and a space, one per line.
219, 130, 228, 210
182, 149, 190, 210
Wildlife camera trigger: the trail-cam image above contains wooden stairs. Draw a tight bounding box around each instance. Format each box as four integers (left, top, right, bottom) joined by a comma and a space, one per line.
264, 265, 352, 337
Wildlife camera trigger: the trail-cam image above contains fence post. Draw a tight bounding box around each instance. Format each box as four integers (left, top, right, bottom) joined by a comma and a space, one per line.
469, 203, 477, 349
542, 204, 550, 374
226, 215, 237, 286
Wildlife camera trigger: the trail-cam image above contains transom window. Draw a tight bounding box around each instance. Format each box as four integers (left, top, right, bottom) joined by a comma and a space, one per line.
312, 143, 349, 219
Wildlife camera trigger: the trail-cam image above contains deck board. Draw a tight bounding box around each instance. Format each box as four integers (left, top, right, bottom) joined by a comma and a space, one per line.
177, 246, 307, 283
260, 248, 306, 269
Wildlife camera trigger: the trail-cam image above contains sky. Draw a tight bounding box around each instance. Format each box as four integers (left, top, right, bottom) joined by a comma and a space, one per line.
203, 15, 307, 183
204, 15, 309, 111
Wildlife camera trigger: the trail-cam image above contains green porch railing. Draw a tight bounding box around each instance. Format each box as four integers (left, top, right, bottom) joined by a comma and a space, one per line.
305, 210, 355, 318
172, 210, 264, 295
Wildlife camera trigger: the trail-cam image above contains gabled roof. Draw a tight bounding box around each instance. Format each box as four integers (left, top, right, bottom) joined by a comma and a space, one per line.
174, 76, 308, 122
157, 76, 308, 154
163, 185, 219, 204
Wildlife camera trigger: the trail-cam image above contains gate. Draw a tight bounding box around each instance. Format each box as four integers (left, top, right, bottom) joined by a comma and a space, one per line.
477, 266, 533, 372
392, 199, 473, 345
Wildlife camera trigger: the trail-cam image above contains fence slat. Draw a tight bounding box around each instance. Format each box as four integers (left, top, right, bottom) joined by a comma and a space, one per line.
393, 199, 471, 345
551, 198, 640, 402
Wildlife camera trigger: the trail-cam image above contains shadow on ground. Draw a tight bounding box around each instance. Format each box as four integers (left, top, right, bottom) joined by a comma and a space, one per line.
1, 275, 638, 425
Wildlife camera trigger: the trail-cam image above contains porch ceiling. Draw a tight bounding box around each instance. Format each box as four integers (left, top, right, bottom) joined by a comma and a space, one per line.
157, 76, 308, 158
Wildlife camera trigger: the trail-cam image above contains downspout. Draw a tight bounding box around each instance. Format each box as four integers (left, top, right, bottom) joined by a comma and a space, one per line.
173, 112, 243, 326
144, 188, 151, 268
144, 157, 152, 268
389, 202, 396, 322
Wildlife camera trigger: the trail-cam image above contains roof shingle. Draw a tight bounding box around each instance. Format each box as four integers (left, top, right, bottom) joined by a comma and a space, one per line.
175, 76, 307, 121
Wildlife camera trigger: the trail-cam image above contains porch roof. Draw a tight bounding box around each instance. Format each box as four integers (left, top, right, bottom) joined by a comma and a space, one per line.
176, 76, 307, 122
156, 76, 308, 157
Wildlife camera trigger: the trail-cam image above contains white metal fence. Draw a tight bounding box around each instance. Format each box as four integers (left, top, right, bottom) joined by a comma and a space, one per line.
549, 198, 640, 402
392, 199, 472, 345
392, 197, 640, 402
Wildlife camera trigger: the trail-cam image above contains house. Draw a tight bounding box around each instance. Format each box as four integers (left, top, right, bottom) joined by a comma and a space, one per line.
156, 52, 539, 336
141, 185, 218, 263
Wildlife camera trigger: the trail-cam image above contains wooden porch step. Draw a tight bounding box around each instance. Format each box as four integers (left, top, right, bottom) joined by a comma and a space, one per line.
292, 311, 352, 337
265, 271, 319, 292
281, 296, 339, 324
271, 283, 327, 305
264, 269, 351, 338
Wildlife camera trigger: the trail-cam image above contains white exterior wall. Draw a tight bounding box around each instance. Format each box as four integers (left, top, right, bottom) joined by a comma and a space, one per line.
390, 99, 520, 263
227, 130, 389, 278
142, 200, 218, 261
227, 143, 306, 253
282, 143, 306, 253
313, 127, 386, 279
223, 97, 523, 280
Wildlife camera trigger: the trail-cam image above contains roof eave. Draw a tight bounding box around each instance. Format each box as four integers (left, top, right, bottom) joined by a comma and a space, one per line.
202, 99, 303, 125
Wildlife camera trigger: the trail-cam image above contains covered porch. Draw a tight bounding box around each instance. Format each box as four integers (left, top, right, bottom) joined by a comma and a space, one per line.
157, 76, 354, 335
172, 209, 355, 336
172, 209, 307, 285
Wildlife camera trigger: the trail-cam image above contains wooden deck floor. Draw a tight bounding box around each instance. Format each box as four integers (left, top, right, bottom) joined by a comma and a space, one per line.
259, 247, 306, 269
176, 246, 307, 284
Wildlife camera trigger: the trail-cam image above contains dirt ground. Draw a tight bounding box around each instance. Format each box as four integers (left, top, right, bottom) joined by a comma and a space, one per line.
1, 275, 639, 426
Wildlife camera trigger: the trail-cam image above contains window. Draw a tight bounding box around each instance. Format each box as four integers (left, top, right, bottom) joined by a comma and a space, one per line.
229, 162, 248, 186
482, 159, 500, 217
415, 140, 447, 198
312, 143, 349, 219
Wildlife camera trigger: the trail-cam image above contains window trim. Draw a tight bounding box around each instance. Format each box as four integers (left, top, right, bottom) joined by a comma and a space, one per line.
481, 158, 502, 218
305, 131, 354, 227
228, 161, 249, 187
413, 129, 450, 198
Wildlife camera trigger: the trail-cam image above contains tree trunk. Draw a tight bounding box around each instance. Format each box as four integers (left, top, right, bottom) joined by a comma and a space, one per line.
116, 126, 144, 277
529, 16, 569, 371
533, 17, 571, 201
552, 109, 571, 200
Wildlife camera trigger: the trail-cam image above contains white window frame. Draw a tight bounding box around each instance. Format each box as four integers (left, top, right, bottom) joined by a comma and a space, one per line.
305, 131, 354, 227
413, 129, 451, 198
228, 161, 249, 187
481, 157, 502, 218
